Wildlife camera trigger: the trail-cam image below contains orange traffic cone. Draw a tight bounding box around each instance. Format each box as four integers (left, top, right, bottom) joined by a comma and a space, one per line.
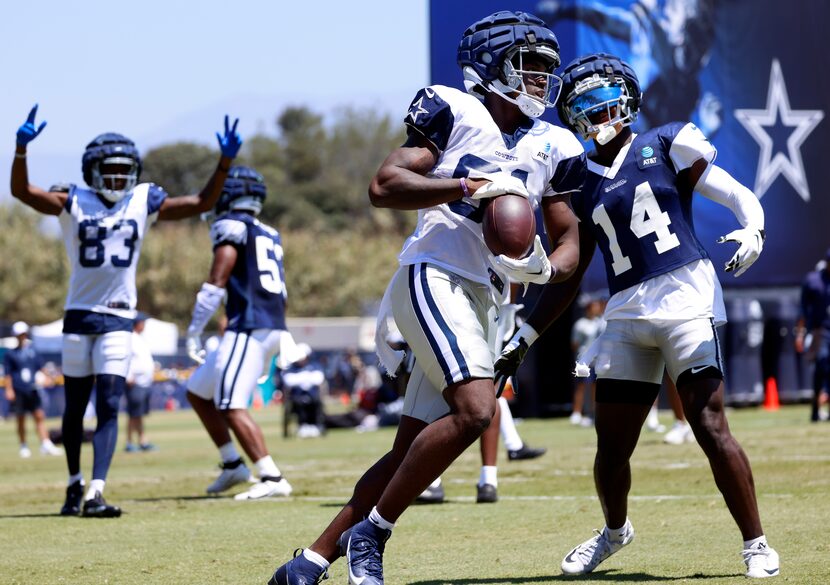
763, 377, 780, 411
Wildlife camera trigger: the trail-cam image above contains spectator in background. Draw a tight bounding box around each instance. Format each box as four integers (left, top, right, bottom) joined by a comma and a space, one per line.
569, 294, 606, 427
281, 343, 326, 438
796, 248, 830, 422
3, 321, 61, 458
124, 314, 157, 452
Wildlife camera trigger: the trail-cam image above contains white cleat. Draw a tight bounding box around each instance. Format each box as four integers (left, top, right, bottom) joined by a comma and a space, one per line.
561, 519, 634, 575
206, 460, 252, 494
19, 445, 32, 459
40, 441, 62, 456
743, 542, 780, 578
664, 421, 695, 445
233, 477, 293, 500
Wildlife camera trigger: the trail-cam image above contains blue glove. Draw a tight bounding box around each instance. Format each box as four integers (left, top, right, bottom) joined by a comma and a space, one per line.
17, 104, 47, 147
216, 115, 242, 159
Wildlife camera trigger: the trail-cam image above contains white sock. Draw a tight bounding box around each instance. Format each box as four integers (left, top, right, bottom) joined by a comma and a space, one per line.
498, 397, 523, 451
428, 477, 442, 489
255, 456, 281, 479
219, 442, 241, 464
479, 465, 498, 488
744, 535, 767, 549
69, 473, 84, 487
86, 479, 105, 500
302, 548, 330, 569
605, 519, 630, 541
368, 507, 395, 531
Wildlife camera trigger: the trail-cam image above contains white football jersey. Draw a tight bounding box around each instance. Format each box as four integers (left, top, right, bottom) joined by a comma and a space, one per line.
59, 183, 167, 319
397, 85, 585, 291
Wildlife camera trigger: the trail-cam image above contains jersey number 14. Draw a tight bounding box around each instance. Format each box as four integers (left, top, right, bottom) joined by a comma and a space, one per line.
592, 182, 680, 276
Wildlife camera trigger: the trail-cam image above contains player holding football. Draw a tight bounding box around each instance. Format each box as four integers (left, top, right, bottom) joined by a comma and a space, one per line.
268, 10, 584, 585
185, 166, 295, 500
11, 106, 242, 517
495, 53, 779, 578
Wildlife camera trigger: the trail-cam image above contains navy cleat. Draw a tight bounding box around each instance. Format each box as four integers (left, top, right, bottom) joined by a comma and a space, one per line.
338, 519, 391, 585
60, 480, 84, 516
81, 491, 122, 518
268, 549, 328, 585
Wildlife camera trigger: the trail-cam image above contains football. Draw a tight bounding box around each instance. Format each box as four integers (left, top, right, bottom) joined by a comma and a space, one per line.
482, 194, 536, 259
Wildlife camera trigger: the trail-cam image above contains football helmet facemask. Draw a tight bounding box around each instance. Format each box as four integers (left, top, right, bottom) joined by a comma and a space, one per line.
215, 166, 267, 217
82, 133, 142, 203
558, 53, 642, 144
457, 10, 562, 118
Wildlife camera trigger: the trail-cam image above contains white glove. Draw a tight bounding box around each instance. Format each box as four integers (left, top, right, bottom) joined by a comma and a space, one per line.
494, 235, 553, 286
470, 175, 530, 200
187, 334, 205, 365
717, 227, 764, 277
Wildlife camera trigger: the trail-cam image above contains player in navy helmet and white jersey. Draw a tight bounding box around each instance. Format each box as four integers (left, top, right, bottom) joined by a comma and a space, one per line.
11, 106, 242, 518
268, 10, 584, 585
185, 166, 296, 500
495, 52, 778, 578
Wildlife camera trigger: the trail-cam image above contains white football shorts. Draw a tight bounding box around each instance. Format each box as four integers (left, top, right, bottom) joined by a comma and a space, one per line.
594, 317, 724, 385
213, 328, 285, 410
62, 331, 132, 378
186, 347, 219, 401
391, 263, 498, 423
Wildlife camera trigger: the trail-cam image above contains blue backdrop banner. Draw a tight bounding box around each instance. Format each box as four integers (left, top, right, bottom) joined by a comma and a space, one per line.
429, 0, 828, 289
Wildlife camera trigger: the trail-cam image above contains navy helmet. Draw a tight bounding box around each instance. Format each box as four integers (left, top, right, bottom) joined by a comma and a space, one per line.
457, 10, 562, 118
558, 53, 642, 144
82, 133, 142, 202
215, 166, 267, 217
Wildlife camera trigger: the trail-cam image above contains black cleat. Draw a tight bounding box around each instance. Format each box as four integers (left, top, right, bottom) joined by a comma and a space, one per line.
415, 483, 445, 504
507, 443, 547, 461
268, 549, 328, 585
476, 483, 498, 503
60, 480, 84, 516
82, 491, 122, 518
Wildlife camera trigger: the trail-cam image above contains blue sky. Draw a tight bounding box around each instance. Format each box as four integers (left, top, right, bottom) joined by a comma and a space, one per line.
1, 0, 429, 197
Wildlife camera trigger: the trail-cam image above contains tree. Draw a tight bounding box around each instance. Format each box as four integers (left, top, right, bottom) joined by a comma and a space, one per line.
142, 142, 219, 196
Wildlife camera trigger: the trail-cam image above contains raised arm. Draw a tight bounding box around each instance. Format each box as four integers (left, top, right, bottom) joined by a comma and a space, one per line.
156, 116, 242, 221
10, 105, 67, 215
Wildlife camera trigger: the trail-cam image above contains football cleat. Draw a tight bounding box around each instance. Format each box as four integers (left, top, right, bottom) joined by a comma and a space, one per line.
339, 519, 391, 585
415, 483, 445, 504
60, 480, 84, 516
234, 476, 292, 500
476, 483, 498, 503
664, 421, 695, 445
81, 491, 122, 518
40, 441, 62, 456
207, 458, 252, 494
268, 549, 328, 585
19, 445, 32, 458
507, 443, 547, 461
561, 519, 634, 575
743, 542, 780, 578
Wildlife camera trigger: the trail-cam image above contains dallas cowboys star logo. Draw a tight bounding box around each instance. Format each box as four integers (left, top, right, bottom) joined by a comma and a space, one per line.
735, 59, 824, 201
407, 96, 429, 124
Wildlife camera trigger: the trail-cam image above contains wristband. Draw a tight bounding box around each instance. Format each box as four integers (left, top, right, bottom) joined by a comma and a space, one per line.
14, 152, 26, 159
513, 322, 540, 347
459, 177, 470, 198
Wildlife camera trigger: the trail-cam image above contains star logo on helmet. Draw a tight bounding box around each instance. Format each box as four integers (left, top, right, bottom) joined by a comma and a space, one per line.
735, 59, 824, 202
407, 96, 429, 124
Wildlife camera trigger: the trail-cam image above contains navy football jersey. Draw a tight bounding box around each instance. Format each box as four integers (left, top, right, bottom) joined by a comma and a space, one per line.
210, 212, 287, 331
572, 122, 715, 295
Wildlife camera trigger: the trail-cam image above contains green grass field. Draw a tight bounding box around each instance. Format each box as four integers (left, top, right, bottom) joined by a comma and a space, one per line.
0, 404, 827, 584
